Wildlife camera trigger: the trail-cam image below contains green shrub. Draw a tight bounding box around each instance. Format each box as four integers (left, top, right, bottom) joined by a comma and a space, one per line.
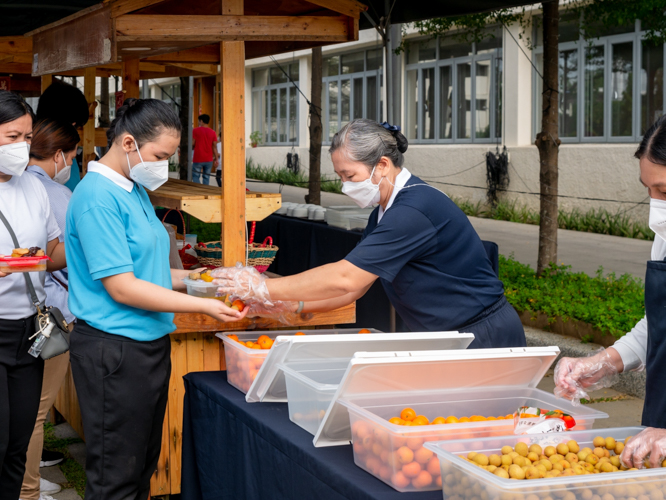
500, 254, 645, 339
246, 158, 342, 194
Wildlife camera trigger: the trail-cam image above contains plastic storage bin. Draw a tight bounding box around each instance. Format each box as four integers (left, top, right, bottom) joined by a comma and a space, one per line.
221, 329, 381, 395
0, 255, 49, 273
424, 427, 657, 500
342, 388, 609, 492
182, 278, 220, 298
279, 360, 349, 435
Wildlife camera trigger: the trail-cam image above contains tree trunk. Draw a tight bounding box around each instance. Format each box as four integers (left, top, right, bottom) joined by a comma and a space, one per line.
535, 1, 560, 276
306, 47, 323, 205
179, 76, 190, 181
99, 77, 110, 154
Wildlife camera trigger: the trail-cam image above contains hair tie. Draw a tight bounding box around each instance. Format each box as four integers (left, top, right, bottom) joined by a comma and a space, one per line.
380, 121, 401, 134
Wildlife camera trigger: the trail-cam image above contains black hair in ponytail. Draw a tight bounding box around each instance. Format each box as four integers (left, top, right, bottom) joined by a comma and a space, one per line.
107, 98, 181, 147
0, 90, 34, 126
636, 115, 666, 165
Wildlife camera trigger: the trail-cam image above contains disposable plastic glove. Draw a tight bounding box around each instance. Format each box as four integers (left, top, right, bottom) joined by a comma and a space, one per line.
211, 263, 272, 305
620, 428, 666, 469
245, 300, 307, 325
553, 348, 620, 405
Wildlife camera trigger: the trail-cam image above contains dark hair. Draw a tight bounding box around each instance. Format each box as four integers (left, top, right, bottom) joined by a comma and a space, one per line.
29, 119, 80, 161
0, 90, 35, 127
36, 80, 89, 128
107, 98, 181, 147
636, 115, 666, 165
329, 119, 408, 169
198, 114, 210, 124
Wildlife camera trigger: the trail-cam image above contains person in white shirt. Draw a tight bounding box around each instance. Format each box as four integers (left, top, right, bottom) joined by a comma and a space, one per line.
215, 132, 221, 187
0, 91, 66, 500
21, 119, 80, 500
555, 115, 666, 469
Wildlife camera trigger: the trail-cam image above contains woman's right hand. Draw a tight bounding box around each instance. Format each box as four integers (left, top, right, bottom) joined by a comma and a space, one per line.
0, 271, 10, 278
199, 298, 249, 323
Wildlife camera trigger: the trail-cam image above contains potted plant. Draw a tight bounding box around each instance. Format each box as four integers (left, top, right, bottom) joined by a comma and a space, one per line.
249, 131, 262, 148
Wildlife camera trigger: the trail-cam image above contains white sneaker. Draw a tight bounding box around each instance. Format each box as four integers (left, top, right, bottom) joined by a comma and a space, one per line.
39, 495, 54, 500
40, 477, 61, 494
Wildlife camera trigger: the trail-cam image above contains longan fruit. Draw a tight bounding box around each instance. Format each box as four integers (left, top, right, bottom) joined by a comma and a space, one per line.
581, 489, 594, 500
566, 453, 579, 463
578, 451, 590, 461
513, 456, 526, 467
625, 436, 633, 445
525, 466, 540, 479
594, 447, 606, 458
509, 464, 525, 480
501, 445, 513, 455
593, 437, 606, 448
610, 456, 621, 468
557, 443, 570, 456
544, 446, 557, 457
605, 437, 616, 451
582, 447, 593, 454
615, 442, 625, 455
539, 459, 553, 471
529, 444, 543, 456
601, 494, 615, 500
515, 442, 529, 457
600, 462, 614, 473
468, 452, 478, 460
545, 470, 561, 478
494, 468, 509, 479
535, 463, 547, 474
489, 454, 502, 467
474, 453, 489, 466
567, 440, 580, 453
527, 452, 540, 463
552, 462, 564, 472
500, 455, 512, 466
487, 465, 497, 473
561, 459, 571, 469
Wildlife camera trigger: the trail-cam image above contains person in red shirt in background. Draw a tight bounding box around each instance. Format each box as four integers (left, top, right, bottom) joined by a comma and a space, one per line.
192, 114, 219, 184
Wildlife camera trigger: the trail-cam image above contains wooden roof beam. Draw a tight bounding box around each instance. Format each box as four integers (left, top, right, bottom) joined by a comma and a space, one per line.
105, 0, 170, 18
115, 14, 354, 42
304, 0, 367, 17
144, 45, 219, 64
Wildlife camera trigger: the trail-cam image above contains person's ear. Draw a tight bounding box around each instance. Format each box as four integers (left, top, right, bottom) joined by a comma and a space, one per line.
53, 150, 63, 165
120, 134, 136, 153
376, 156, 391, 176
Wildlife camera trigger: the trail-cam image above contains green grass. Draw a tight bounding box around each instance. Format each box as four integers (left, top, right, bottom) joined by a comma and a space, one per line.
246, 158, 343, 194
500, 254, 645, 339
43, 422, 86, 497
452, 198, 653, 241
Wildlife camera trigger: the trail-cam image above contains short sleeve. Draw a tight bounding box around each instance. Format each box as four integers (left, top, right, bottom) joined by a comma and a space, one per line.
44, 201, 61, 242
75, 207, 134, 280
345, 205, 436, 282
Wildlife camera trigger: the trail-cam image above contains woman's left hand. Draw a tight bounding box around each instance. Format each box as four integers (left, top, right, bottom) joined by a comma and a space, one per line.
0, 270, 10, 278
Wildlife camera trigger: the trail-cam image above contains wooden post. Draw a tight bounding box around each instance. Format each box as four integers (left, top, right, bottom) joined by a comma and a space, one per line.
220, 0, 246, 266
40, 74, 52, 94
122, 59, 140, 99
82, 67, 96, 175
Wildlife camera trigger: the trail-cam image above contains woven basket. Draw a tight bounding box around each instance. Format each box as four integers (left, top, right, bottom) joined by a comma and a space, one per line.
195, 222, 278, 272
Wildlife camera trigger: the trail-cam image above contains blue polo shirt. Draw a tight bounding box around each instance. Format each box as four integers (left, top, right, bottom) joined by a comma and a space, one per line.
65, 161, 174, 341
345, 174, 504, 332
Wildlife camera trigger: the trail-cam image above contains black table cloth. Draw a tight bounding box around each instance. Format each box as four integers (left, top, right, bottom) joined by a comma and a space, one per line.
181, 371, 443, 500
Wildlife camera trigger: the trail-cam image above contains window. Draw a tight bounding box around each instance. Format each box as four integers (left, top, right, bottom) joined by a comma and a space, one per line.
404, 28, 503, 143
533, 18, 663, 142
323, 48, 383, 142
251, 63, 299, 145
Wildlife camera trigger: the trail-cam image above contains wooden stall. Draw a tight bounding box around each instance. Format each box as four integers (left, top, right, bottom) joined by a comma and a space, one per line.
26, 0, 367, 495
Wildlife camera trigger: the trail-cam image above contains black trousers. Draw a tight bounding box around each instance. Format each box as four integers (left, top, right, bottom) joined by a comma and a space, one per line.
215, 169, 221, 187
0, 316, 44, 500
462, 296, 527, 349
70, 320, 171, 500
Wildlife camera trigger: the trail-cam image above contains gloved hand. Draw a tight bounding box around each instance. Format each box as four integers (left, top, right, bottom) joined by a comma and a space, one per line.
553, 348, 620, 405
211, 263, 272, 305
245, 300, 297, 318
620, 428, 666, 469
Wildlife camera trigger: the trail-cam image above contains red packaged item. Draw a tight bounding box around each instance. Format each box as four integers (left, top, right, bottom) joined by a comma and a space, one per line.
0, 255, 51, 273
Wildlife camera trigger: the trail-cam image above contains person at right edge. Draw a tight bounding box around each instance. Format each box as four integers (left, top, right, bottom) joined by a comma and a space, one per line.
554, 115, 666, 470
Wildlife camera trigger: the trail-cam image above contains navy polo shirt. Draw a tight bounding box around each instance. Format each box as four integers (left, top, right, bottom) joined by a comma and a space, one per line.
345, 175, 504, 332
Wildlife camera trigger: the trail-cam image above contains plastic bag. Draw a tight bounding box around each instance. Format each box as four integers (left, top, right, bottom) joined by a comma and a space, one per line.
211, 262, 272, 305
162, 222, 183, 270
553, 348, 620, 406
513, 406, 576, 435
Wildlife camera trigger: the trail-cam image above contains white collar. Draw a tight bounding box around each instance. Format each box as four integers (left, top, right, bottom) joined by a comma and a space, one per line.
87, 161, 134, 193
378, 167, 411, 222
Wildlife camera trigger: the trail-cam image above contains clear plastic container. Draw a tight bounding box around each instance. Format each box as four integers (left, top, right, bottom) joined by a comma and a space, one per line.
0, 255, 49, 273
220, 329, 381, 395
341, 388, 609, 492
182, 278, 220, 298
424, 427, 658, 500
279, 360, 349, 435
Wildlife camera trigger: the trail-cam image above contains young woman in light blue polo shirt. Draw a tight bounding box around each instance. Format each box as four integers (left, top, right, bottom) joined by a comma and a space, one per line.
65, 98, 246, 499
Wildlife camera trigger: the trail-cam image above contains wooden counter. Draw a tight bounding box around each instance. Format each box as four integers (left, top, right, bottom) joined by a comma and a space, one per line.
54, 304, 356, 497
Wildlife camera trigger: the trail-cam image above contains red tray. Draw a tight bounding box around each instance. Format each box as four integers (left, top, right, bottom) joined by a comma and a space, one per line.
0, 255, 51, 267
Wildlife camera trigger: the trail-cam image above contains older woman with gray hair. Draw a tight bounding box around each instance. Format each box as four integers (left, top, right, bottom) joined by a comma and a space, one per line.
217, 119, 525, 348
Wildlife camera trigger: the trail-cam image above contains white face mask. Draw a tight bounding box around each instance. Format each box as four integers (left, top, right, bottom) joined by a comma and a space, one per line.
126, 140, 169, 191
649, 197, 666, 241
0, 141, 30, 176
342, 167, 384, 208
53, 151, 72, 185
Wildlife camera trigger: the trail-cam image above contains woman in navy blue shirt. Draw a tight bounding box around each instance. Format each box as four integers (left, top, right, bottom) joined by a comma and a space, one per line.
218, 119, 525, 348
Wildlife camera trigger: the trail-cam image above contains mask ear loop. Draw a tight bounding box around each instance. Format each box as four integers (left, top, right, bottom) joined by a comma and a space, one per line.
375, 134, 396, 188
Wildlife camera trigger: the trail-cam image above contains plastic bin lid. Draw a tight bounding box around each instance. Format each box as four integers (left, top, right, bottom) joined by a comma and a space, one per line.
313, 346, 560, 448
245, 331, 474, 403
